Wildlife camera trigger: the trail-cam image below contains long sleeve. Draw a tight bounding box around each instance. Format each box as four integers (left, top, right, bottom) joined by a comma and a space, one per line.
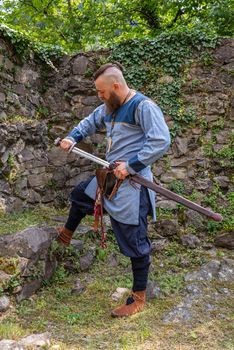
67, 104, 106, 143
126, 100, 170, 173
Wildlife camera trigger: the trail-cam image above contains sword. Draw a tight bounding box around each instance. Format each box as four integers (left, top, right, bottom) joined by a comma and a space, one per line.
54, 138, 223, 222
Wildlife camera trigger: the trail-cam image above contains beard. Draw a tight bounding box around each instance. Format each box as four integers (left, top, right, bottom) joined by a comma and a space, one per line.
105, 91, 122, 114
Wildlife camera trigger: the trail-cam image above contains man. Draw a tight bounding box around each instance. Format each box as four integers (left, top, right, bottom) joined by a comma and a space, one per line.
57, 63, 170, 317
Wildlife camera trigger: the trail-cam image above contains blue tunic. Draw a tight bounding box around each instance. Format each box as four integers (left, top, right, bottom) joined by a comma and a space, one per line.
67, 92, 171, 225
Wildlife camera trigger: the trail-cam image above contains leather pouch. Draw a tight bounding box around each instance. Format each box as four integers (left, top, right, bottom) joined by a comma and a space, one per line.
95, 168, 122, 200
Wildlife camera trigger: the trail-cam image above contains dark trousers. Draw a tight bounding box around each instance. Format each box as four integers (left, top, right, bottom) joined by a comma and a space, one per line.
65, 177, 151, 291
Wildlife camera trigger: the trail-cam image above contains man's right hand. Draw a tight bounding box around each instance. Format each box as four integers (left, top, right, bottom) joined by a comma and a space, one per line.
60, 138, 74, 151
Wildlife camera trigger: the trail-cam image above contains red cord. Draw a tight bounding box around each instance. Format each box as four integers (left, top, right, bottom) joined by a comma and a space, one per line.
94, 188, 107, 248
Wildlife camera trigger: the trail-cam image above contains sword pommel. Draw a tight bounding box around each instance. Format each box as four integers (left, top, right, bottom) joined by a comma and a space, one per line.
54, 137, 61, 146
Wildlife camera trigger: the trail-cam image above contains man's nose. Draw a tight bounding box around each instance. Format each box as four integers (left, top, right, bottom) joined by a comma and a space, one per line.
98, 92, 103, 99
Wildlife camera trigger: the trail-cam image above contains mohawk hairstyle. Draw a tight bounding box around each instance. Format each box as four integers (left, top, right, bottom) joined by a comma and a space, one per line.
93, 62, 124, 80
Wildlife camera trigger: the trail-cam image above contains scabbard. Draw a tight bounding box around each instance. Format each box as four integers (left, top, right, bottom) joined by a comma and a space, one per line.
131, 174, 223, 222
54, 138, 223, 222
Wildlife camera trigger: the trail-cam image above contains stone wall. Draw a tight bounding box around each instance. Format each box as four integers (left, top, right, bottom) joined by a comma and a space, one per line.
154, 38, 233, 209
0, 35, 233, 228
0, 41, 107, 211
0, 37, 46, 119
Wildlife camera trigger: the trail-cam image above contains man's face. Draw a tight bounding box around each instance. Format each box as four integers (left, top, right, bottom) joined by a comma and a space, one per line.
95, 77, 121, 113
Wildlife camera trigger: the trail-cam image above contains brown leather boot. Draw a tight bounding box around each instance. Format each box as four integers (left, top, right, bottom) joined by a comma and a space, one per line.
56, 227, 74, 245
111, 290, 146, 317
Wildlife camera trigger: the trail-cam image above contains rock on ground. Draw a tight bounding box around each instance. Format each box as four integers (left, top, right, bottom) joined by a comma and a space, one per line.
180, 233, 201, 248
111, 287, 130, 301
184, 258, 234, 282
214, 232, 234, 249
0, 295, 10, 312
0, 333, 51, 350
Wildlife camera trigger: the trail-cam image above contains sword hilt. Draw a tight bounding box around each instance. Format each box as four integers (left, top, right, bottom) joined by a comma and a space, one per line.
54, 137, 76, 153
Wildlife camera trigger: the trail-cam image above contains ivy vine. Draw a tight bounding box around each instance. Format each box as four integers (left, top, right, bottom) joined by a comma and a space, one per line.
110, 26, 218, 137
0, 24, 65, 70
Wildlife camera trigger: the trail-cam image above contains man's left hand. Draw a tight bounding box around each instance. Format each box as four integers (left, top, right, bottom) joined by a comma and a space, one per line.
114, 161, 129, 180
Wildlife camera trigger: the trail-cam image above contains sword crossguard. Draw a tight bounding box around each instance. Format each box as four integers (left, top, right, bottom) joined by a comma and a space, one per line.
109, 162, 117, 170
68, 142, 76, 153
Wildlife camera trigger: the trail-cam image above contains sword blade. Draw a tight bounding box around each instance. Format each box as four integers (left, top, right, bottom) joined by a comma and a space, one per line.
71, 146, 110, 167
54, 137, 110, 167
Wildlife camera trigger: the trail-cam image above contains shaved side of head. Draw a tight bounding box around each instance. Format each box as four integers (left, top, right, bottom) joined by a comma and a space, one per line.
94, 62, 127, 87
94, 62, 130, 113
101, 67, 126, 85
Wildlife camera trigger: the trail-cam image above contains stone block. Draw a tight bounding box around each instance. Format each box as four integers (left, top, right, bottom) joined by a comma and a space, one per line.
72, 55, 88, 75
0, 111, 7, 119
13, 84, 27, 95
214, 232, 234, 250
185, 209, 206, 230
205, 97, 225, 115
154, 219, 180, 237
0, 71, 14, 82
4, 58, 14, 71
184, 260, 221, 281
195, 179, 212, 190
173, 137, 188, 157
19, 333, 51, 348
15, 68, 39, 84
66, 171, 94, 187
27, 189, 42, 203
79, 246, 96, 271
16, 279, 42, 303
180, 234, 201, 248
214, 176, 230, 188
216, 130, 231, 144
0, 197, 7, 213
0, 339, 23, 349
28, 173, 52, 187
160, 173, 176, 183
0, 295, 10, 312
81, 95, 99, 106
214, 40, 234, 64
151, 238, 169, 252
204, 114, 220, 122
48, 147, 68, 166
0, 92, 5, 102
171, 167, 187, 179
0, 226, 58, 259
41, 190, 55, 203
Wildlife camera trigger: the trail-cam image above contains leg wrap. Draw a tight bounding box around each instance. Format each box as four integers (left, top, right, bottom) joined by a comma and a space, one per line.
65, 201, 86, 232
57, 226, 74, 245
57, 202, 86, 245
131, 255, 151, 292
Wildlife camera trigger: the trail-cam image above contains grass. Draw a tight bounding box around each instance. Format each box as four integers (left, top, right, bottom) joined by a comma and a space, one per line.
0, 320, 27, 340
7, 265, 234, 350
0, 206, 68, 236
0, 206, 233, 349
12, 263, 180, 349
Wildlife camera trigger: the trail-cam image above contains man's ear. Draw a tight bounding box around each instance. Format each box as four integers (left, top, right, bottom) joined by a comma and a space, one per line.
113, 82, 120, 91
